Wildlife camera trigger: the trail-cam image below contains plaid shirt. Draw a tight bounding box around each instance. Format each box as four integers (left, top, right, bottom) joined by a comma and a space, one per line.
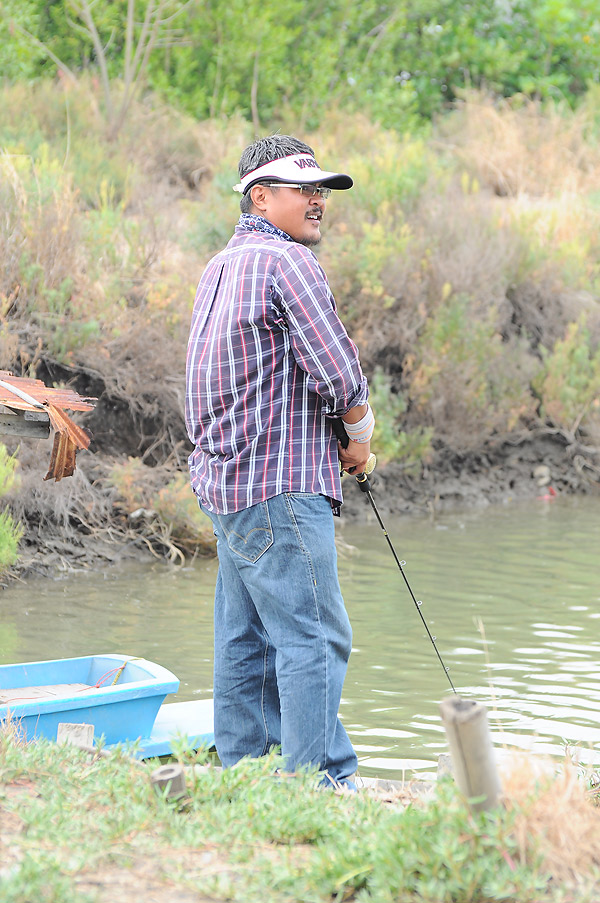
185, 215, 369, 514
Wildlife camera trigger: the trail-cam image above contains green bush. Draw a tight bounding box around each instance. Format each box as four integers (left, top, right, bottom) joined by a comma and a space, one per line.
410, 289, 538, 448
370, 368, 433, 469
4, 0, 598, 128
534, 315, 600, 436
0, 446, 22, 573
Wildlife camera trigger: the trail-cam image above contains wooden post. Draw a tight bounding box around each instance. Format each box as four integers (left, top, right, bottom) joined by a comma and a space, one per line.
439, 696, 501, 812
151, 763, 187, 801
57, 722, 95, 748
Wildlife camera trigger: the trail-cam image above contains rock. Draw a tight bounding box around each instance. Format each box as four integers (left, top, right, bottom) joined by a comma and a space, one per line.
533, 464, 551, 487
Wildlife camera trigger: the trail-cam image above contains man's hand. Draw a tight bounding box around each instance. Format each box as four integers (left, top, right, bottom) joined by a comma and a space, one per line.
338, 438, 371, 475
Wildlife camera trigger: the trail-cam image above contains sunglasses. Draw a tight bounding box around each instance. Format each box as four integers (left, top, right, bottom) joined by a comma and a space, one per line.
264, 182, 332, 199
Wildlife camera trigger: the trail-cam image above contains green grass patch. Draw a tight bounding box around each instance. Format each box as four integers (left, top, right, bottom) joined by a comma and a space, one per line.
1, 731, 591, 902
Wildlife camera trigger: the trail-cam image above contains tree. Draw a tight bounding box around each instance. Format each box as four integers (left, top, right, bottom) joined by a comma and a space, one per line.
1, 0, 195, 138
66, 0, 194, 137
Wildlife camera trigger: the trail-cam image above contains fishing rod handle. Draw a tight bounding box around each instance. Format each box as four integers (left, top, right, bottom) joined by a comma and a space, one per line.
356, 457, 376, 492
331, 418, 375, 482
331, 415, 351, 449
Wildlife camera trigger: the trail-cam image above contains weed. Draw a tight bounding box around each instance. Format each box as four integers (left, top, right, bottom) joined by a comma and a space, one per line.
0, 446, 21, 573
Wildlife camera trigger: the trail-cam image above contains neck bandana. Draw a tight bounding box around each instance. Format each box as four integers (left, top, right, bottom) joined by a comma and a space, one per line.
238, 213, 293, 243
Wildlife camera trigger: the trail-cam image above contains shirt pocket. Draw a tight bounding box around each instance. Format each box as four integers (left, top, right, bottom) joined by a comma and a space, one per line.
216, 502, 273, 563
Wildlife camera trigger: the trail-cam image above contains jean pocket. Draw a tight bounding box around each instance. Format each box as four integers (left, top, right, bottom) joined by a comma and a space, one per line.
216, 502, 273, 563
287, 492, 323, 500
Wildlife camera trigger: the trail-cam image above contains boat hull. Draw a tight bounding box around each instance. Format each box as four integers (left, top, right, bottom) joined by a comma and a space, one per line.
0, 654, 180, 745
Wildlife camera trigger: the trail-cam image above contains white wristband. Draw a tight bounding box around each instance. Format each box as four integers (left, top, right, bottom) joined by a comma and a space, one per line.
343, 404, 374, 444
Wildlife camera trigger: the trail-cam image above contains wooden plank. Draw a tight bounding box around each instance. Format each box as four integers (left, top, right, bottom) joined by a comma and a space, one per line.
23, 410, 51, 422
0, 683, 91, 703
0, 411, 50, 438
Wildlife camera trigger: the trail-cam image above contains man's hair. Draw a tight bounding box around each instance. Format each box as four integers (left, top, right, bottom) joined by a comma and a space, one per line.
238, 135, 314, 214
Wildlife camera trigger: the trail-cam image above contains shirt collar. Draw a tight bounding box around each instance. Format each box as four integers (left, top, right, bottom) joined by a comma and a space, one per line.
237, 213, 293, 243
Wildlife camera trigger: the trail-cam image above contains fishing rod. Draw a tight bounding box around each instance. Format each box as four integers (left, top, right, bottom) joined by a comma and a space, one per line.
333, 418, 457, 694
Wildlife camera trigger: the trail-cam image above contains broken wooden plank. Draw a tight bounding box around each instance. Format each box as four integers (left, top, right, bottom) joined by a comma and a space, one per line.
0, 410, 50, 439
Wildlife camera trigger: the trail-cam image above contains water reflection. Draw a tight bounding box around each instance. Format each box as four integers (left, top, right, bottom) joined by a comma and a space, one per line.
1, 495, 599, 779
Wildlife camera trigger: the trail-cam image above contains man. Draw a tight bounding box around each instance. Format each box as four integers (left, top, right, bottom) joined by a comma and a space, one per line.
185, 135, 374, 789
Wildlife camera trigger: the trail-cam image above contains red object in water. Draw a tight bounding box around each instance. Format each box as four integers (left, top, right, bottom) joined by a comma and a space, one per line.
537, 486, 557, 500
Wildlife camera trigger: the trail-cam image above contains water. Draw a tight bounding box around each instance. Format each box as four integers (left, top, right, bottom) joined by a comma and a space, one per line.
1, 495, 599, 779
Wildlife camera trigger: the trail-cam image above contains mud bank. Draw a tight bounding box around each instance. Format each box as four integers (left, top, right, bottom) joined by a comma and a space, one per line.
341, 429, 600, 519
4, 423, 598, 584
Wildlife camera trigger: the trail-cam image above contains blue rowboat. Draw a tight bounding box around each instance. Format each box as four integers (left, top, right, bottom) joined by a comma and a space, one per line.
0, 653, 214, 758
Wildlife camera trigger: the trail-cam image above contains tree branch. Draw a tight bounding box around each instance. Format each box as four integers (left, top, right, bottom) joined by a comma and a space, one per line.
124, 0, 135, 89
114, 0, 170, 137
67, 0, 114, 124
127, 0, 157, 86
151, 0, 196, 26
251, 50, 260, 134
6, 21, 78, 82
17, 0, 197, 140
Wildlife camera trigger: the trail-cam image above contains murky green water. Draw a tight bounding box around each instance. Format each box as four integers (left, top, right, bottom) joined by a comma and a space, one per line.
1, 496, 599, 779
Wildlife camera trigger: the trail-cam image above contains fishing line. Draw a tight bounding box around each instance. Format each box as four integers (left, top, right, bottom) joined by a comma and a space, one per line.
333, 418, 457, 693
355, 466, 457, 693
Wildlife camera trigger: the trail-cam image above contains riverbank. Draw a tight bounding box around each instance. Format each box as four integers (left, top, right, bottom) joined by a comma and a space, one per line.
4, 417, 598, 582
1, 85, 599, 580
342, 426, 600, 520
1, 729, 599, 902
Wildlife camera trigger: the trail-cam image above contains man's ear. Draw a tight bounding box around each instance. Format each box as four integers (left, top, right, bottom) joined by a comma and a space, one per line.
249, 184, 269, 213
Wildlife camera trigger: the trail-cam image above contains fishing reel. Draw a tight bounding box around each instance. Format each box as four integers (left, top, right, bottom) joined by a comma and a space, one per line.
356, 453, 376, 492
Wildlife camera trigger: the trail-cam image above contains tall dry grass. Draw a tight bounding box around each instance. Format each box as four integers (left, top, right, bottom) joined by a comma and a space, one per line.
504, 757, 600, 894
441, 91, 600, 198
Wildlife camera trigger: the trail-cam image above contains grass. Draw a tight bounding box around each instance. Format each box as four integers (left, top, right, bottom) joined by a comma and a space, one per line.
1, 729, 600, 902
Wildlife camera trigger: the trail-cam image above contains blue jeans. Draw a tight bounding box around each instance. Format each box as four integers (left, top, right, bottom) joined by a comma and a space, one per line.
203, 492, 357, 784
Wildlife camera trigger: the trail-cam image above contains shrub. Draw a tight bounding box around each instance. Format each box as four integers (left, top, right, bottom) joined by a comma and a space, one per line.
408, 289, 538, 449
370, 368, 433, 469
0, 445, 22, 572
533, 315, 600, 439
108, 458, 214, 558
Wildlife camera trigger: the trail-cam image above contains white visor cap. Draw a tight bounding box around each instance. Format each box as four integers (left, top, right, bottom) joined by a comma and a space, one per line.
233, 153, 353, 194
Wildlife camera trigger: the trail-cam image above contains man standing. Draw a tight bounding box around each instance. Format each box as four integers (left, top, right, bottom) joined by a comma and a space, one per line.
185, 135, 374, 789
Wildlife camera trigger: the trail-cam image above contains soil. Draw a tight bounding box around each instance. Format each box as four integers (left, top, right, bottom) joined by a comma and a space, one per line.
340, 428, 600, 520
5, 410, 599, 584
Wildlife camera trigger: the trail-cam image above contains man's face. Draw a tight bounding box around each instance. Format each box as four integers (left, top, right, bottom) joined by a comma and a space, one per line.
251, 184, 327, 247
